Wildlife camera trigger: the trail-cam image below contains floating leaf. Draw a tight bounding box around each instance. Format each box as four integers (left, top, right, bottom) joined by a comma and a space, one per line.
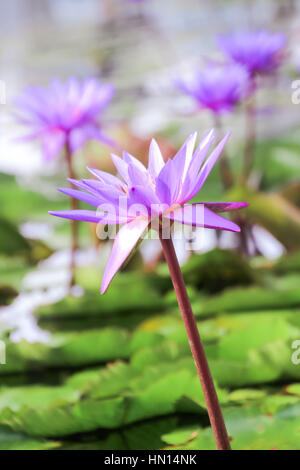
195, 286, 300, 316
180, 249, 256, 292
285, 383, 300, 397
1, 328, 131, 375
162, 401, 300, 450
0, 426, 59, 450
37, 273, 164, 320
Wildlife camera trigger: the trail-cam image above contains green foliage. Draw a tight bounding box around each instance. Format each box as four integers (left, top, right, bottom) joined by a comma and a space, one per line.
0, 256, 31, 290
1, 243, 300, 448
0, 217, 31, 257
1, 328, 131, 374
254, 137, 300, 190
180, 249, 256, 292
2, 2, 300, 448
36, 272, 165, 320
0, 357, 228, 436
275, 250, 300, 274
0, 174, 65, 224
0, 426, 59, 450
0, 386, 80, 411
193, 286, 300, 316
162, 400, 300, 450
0, 216, 53, 264
60, 417, 178, 450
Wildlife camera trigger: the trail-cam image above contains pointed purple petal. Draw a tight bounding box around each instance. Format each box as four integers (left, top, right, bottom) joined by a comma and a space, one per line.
198, 132, 231, 184
101, 218, 149, 294
186, 132, 231, 200
128, 185, 160, 212
148, 139, 165, 181
164, 204, 240, 232
49, 210, 104, 223
49, 209, 131, 225
156, 159, 180, 206
57, 187, 100, 207
67, 178, 102, 197
87, 167, 125, 190
123, 151, 147, 173
82, 179, 126, 209
110, 153, 130, 183
203, 202, 248, 212
178, 130, 215, 203
188, 129, 214, 176
127, 162, 149, 187
100, 214, 135, 225
173, 132, 197, 182
82, 178, 112, 192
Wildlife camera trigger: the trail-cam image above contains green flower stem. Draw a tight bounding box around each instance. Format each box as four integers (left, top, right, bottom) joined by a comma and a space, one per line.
159, 231, 231, 450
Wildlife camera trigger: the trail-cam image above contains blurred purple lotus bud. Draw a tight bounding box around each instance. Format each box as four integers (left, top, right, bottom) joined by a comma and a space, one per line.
176, 63, 250, 115
218, 30, 286, 77
14, 77, 115, 162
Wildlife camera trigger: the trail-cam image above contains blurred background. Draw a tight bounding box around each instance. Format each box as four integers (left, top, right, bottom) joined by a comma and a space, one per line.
0, 0, 300, 450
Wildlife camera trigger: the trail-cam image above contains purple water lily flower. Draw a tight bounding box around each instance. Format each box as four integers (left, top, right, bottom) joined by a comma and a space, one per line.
218, 30, 286, 77
15, 77, 115, 162
176, 63, 249, 115
49, 130, 248, 293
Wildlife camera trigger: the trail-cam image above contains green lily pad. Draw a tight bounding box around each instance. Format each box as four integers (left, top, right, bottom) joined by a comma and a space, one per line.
0, 426, 59, 450
36, 272, 164, 320
194, 286, 300, 316
284, 383, 300, 397
1, 328, 131, 375
180, 248, 256, 293
162, 401, 300, 450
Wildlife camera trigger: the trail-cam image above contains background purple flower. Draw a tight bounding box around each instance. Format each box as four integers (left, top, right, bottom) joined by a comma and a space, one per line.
218, 30, 286, 77
176, 63, 249, 115
15, 77, 115, 162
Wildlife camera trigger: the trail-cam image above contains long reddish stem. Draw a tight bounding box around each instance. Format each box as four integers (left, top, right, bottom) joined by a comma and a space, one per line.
159, 232, 231, 450
65, 142, 79, 290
